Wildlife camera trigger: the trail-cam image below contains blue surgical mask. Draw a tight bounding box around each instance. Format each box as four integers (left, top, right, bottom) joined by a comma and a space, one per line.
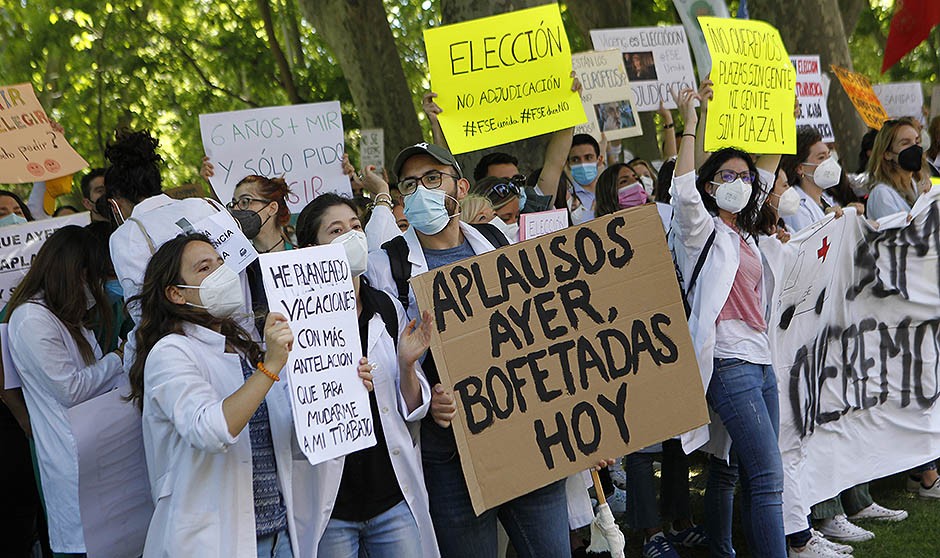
571, 163, 598, 186
0, 213, 27, 227
403, 186, 458, 235
517, 187, 528, 211
105, 279, 124, 300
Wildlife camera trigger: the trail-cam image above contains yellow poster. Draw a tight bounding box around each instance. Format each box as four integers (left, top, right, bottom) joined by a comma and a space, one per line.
699, 17, 796, 154
423, 4, 586, 154
830, 65, 889, 130
0, 83, 88, 183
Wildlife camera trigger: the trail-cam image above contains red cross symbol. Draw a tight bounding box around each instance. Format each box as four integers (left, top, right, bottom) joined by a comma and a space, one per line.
817, 236, 830, 262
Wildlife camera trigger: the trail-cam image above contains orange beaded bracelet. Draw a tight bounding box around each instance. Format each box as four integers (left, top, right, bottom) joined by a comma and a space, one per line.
257, 361, 280, 382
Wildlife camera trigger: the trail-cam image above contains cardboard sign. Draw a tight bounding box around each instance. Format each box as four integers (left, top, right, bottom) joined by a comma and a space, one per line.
410, 204, 708, 514
423, 4, 586, 154
259, 244, 375, 466
699, 17, 796, 154
0, 212, 89, 306
873, 82, 925, 125
671, 0, 729, 78
791, 55, 835, 143
590, 26, 698, 112
0, 323, 21, 389
519, 208, 569, 241
572, 50, 643, 141
70, 387, 153, 558
0, 83, 88, 184
199, 101, 348, 213
192, 211, 258, 274
831, 66, 889, 130
359, 128, 384, 171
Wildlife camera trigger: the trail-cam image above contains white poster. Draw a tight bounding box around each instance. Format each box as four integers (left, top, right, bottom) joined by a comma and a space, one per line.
671, 0, 729, 78
590, 26, 697, 111
359, 128, 384, 171
69, 387, 154, 558
259, 244, 375, 465
791, 55, 835, 143
199, 101, 348, 214
572, 50, 643, 141
192, 211, 258, 274
771, 194, 940, 534
0, 212, 88, 306
873, 82, 925, 125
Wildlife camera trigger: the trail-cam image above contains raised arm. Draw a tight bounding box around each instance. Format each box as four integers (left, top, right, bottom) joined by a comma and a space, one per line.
423, 92, 449, 150
658, 101, 678, 159
538, 72, 581, 205
694, 78, 713, 170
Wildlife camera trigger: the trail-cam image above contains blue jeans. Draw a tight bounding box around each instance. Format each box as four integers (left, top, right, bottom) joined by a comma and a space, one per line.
317, 500, 420, 557
423, 452, 570, 558
704, 358, 786, 558
257, 529, 292, 558
624, 439, 691, 529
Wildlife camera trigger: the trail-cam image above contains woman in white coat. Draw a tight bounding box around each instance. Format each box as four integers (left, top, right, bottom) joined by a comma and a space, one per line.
128, 233, 366, 558
669, 89, 786, 558
292, 192, 439, 558
7, 225, 125, 555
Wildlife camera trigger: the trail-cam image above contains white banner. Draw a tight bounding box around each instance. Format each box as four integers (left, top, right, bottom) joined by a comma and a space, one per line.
199, 101, 348, 214
772, 195, 940, 534
791, 55, 835, 143
589, 26, 697, 111
0, 212, 88, 306
873, 82, 925, 125
359, 128, 384, 171
259, 244, 375, 466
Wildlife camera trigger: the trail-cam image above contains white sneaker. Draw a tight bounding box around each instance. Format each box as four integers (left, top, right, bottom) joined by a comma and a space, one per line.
608, 488, 627, 516
816, 515, 874, 542
810, 530, 853, 555
919, 478, 940, 499
848, 502, 908, 522
788, 536, 852, 558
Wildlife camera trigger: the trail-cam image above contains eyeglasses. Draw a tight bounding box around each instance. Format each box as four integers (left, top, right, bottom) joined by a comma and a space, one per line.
713, 170, 756, 184
226, 196, 271, 211
398, 170, 459, 195
486, 175, 527, 204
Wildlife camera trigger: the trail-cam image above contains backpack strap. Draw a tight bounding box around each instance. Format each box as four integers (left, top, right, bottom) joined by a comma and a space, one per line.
126, 217, 157, 255
380, 236, 412, 311
684, 228, 717, 310
468, 222, 510, 248
360, 281, 400, 351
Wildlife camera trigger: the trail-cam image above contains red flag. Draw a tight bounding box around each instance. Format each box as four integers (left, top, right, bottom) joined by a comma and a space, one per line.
882, 0, 940, 73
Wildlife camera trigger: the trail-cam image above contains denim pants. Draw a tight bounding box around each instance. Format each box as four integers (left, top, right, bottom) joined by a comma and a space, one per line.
257, 528, 292, 558
317, 500, 420, 557
624, 439, 692, 530
423, 451, 570, 558
704, 358, 786, 558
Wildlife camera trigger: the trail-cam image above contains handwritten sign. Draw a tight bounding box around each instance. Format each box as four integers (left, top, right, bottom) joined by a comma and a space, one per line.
572, 50, 642, 141
359, 129, 384, 171
791, 55, 834, 143
0, 212, 88, 306
411, 205, 708, 514
0, 83, 88, 183
192, 211, 258, 274
831, 66, 889, 130
423, 4, 585, 154
259, 244, 375, 465
519, 208, 569, 241
700, 17, 796, 154
199, 101, 348, 214
873, 82, 925, 125
590, 26, 698, 111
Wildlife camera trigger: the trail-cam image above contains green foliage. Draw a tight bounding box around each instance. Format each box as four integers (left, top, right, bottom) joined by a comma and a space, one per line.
849, 1, 940, 86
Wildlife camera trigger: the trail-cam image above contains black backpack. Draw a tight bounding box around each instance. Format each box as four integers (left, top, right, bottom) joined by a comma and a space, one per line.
380, 222, 509, 311
359, 280, 400, 350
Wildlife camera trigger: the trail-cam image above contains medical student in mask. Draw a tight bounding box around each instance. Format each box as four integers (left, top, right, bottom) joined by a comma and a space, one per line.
628, 158, 659, 198
468, 176, 527, 242
291, 193, 438, 557
0, 189, 34, 225
778, 127, 844, 232
129, 233, 324, 557
866, 117, 931, 221
594, 163, 647, 217
566, 133, 605, 225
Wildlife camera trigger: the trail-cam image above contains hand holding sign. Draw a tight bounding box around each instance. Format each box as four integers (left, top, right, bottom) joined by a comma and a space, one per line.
262, 312, 294, 373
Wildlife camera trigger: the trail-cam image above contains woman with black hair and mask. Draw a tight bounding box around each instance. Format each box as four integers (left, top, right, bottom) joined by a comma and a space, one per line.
866, 117, 931, 221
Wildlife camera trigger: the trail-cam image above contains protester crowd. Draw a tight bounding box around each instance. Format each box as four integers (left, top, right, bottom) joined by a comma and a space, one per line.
2, 58, 940, 558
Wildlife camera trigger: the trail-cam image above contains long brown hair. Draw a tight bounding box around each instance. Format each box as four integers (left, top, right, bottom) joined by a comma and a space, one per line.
867, 117, 923, 205
5, 225, 111, 365
128, 233, 261, 409
595, 163, 633, 218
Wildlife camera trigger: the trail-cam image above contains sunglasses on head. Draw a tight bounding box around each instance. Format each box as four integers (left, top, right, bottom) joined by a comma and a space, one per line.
486, 174, 526, 204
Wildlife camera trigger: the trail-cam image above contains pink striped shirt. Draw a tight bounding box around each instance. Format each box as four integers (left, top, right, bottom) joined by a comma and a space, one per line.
717, 233, 766, 332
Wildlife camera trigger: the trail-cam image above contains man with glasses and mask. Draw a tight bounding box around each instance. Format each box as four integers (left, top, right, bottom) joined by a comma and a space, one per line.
365, 142, 582, 558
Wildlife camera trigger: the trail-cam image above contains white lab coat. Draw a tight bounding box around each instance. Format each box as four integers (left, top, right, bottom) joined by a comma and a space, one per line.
669, 172, 779, 459
140, 322, 299, 558
8, 299, 124, 553
291, 292, 438, 557
781, 186, 834, 233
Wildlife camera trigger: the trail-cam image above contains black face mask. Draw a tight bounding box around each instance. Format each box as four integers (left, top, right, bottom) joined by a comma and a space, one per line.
230, 209, 269, 239
896, 144, 924, 172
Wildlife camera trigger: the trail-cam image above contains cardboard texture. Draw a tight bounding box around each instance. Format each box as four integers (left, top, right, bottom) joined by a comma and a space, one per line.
411, 204, 708, 514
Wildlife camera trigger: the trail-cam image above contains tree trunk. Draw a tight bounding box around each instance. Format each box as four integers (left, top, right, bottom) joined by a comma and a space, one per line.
749, 0, 867, 172
837, 0, 866, 37
299, 0, 422, 166
256, 0, 304, 104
